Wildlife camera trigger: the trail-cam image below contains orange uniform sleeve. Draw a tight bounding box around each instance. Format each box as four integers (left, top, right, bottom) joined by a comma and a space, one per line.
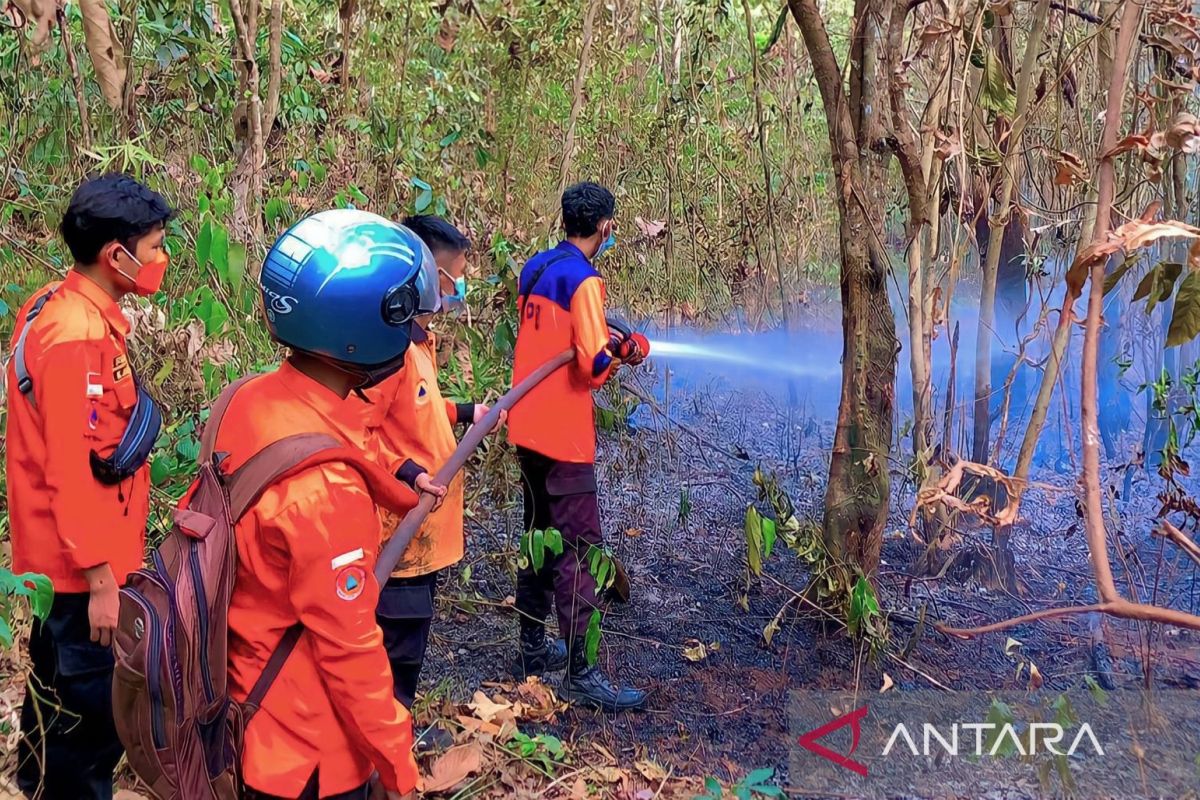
274, 468, 419, 793
570, 276, 615, 389
33, 340, 113, 571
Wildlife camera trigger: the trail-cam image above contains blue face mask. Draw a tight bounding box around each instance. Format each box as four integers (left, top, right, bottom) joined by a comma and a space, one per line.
595, 231, 616, 260
440, 270, 467, 311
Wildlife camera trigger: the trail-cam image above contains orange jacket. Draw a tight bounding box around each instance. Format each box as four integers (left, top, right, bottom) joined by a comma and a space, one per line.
357, 324, 466, 578
218, 362, 419, 796
508, 242, 614, 463
4, 271, 150, 593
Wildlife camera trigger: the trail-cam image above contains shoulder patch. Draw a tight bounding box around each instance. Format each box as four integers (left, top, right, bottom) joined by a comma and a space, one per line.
335, 565, 366, 601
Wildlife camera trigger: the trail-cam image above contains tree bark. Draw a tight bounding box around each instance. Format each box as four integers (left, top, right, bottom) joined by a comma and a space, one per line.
788, 0, 897, 576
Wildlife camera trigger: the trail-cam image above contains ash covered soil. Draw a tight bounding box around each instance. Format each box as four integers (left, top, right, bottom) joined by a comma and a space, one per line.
420, 356, 1200, 791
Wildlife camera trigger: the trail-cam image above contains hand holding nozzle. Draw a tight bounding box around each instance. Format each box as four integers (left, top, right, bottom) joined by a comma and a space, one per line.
606, 316, 650, 366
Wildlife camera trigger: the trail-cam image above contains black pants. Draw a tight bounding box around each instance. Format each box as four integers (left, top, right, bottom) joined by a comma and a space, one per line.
17, 593, 122, 800
375, 571, 439, 708
243, 771, 370, 800
515, 447, 604, 639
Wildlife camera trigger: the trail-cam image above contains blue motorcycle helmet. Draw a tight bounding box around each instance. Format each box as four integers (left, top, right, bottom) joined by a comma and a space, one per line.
260, 209, 437, 386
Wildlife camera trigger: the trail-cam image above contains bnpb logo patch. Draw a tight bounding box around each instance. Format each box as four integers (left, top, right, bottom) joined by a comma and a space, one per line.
335, 566, 366, 601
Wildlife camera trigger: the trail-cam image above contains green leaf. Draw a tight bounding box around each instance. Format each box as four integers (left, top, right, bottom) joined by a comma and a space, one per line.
981, 48, 1016, 118
150, 455, 172, 486
745, 506, 763, 576
0, 296, 9, 317
762, 516, 777, 559
848, 576, 880, 636
1133, 262, 1182, 313
0, 616, 12, 649
439, 130, 462, 148
1103, 254, 1138, 295
531, 529, 545, 571
585, 609, 602, 665
1167, 272, 1200, 347
545, 527, 563, 556
1084, 674, 1109, 707
762, 4, 789, 54
195, 219, 213, 271
210, 225, 230, 283
227, 241, 247, 291
678, 487, 692, 523
743, 767, 775, 786
21, 573, 53, 620
151, 358, 174, 387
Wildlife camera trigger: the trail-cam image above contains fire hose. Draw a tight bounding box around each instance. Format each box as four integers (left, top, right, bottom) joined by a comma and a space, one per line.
374, 347, 575, 582
374, 317, 648, 582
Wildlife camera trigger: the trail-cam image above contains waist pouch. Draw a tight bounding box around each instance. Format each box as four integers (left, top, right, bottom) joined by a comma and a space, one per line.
89, 383, 163, 485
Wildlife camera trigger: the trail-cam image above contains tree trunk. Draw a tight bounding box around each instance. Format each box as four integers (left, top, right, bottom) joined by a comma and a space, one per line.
788, 0, 896, 576
971, 0, 1051, 464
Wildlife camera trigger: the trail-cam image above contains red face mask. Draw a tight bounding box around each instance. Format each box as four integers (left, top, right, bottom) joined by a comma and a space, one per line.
117, 245, 169, 296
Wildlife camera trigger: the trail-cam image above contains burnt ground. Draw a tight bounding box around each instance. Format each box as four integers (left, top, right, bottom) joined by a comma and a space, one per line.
418, 358, 1200, 796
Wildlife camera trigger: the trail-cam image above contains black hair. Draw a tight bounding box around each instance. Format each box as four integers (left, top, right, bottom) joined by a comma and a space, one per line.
59, 173, 174, 265
561, 182, 615, 238
402, 214, 471, 256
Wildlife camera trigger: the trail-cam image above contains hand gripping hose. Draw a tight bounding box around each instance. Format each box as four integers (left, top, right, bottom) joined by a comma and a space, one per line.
374, 348, 576, 582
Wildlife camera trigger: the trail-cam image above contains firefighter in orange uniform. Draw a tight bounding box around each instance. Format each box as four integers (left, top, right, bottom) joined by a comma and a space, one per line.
507, 182, 647, 711
7, 174, 172, 800
354, 215, 503, 751
221, 210, 424, 800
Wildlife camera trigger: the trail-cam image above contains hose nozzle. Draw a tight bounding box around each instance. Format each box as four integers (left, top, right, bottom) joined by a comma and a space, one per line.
606, 316, 650, 364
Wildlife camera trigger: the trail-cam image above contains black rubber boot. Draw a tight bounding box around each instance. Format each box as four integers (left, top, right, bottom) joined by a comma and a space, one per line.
561, 638, 647, 712
511, 622, 568, 679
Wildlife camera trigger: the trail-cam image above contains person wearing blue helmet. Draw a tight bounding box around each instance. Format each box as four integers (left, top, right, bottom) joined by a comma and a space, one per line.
218, 210, 426, 800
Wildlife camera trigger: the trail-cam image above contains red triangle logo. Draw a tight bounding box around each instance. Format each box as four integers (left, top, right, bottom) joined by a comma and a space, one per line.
797, 704, 870, 776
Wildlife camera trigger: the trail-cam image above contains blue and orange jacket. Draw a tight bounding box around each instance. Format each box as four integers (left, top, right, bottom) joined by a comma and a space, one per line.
508, 241, 614, 464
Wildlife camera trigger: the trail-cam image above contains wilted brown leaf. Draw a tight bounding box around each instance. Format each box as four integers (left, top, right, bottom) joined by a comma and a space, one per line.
455, 713, 502, 737
933, 130, 961, 161
423, 743, 483, 793
514, 677, 562, 722
7, 0, 54, 49
436, 15, 458, 51
1053, 151, 1086, 186
80, 0, 126, 110
1166, 112, 1200, 153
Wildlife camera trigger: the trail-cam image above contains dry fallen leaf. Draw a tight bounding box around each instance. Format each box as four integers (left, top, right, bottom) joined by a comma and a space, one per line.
880, 672, 895, 693
635, 759, 668, 781
423, 742, 483, 793
468, 690, 516, 724
1004, 637, 1022, 657
1029, 661, 1044, 689
682, 639, 719, 662
514, 677, 562, 722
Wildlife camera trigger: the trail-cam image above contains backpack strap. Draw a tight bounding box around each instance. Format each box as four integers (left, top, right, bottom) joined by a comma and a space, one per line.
11, 284, 61, 410
199, 374, 260, 464
224, 440, 421, 723
519, 252, 574, 304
